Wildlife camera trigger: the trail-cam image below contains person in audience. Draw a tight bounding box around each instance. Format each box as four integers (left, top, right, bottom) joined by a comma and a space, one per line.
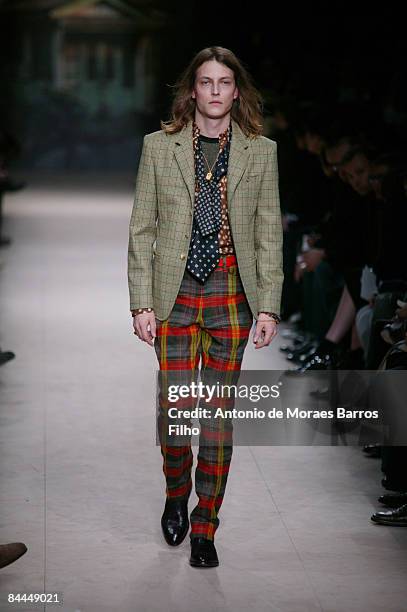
287, 140, 376, 371
272, 96, 407, 527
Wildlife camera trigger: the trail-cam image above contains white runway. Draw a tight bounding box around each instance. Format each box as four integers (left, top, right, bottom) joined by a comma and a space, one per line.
1, 174, 407, 612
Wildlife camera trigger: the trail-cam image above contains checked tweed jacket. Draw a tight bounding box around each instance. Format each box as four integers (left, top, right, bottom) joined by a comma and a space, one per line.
128, 119, 284, 321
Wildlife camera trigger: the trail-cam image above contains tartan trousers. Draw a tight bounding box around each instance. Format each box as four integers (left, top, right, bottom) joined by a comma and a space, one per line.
154, 255, 253, 540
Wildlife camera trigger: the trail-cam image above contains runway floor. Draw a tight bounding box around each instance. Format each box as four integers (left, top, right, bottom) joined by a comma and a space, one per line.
1, 174, 407, 612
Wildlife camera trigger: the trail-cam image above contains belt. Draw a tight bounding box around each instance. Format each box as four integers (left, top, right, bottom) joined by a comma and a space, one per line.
216, 254, 237, 269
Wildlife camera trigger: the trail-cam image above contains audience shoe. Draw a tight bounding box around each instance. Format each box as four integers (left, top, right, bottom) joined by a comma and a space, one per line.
189, 537, 219, 568
362, 444, 382, 458
378, 492, 407, 508
285, 342, 317, 363
371, 504, 407, 526
285, 353, 334, 375
301, 353, 335, 371
0, 350, 15, 366
363, 443, 380, 454
0, 542, 27, 569
161, 498, 189, 546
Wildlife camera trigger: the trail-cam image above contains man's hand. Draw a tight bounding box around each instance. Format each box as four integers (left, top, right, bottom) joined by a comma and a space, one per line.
252, 316, 278, 349
133, 312, 156, 346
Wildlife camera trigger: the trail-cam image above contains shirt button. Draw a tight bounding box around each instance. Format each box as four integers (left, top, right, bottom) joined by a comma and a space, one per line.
185, 234, 189, 239
180, 253, 186, 260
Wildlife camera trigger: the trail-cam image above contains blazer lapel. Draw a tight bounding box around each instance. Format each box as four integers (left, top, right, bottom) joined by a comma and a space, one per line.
228, 120, 250, 206
173, 123, 195, 205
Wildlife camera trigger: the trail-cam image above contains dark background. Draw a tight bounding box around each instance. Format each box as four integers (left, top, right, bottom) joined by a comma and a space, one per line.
1, 1, 406, 170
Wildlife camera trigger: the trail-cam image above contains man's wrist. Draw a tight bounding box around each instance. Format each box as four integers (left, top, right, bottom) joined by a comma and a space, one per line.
131, 307, 154, 317
258, 312, 281, 324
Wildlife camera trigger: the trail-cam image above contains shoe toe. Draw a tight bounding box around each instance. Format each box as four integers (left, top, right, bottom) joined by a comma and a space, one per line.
189, 538, 219, 568
161, 501, 189, 546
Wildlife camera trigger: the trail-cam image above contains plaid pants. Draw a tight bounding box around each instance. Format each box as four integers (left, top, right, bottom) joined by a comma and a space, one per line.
154, 255, 253, 540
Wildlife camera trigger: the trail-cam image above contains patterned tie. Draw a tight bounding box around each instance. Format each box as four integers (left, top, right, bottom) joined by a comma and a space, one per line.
186, 123, 231, 283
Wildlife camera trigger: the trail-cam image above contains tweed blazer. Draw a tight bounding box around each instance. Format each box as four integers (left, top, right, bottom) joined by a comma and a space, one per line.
127, 119, 283, 321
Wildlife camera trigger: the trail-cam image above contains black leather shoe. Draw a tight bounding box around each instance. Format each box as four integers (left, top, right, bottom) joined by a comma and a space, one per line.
363, 443, 381, 454
371, 503, 407, 526
285, 342, 317, 363
299, 353, 334, 372
0, 236, 12, 247
285, 353, 334, 376
0, 542, 27, 569
161, 498, 189, 546
362, 444, 381, 458
378, 492, 407, 508
189, 537, 219, 568
0, 350, 15, 366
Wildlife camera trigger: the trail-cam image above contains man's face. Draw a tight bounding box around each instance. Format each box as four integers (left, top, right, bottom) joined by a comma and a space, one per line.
341, 153, 372, 196
324, 141, 352, 180
273, 111, 288, 131
304, 132, 323, 155
192, 60, 238, 120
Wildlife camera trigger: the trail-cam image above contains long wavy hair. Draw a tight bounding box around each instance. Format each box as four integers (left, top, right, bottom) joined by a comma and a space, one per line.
161, 46, 263, 138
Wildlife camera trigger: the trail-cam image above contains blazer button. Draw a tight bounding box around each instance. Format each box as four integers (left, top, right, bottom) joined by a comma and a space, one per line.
180, 253, 186, 260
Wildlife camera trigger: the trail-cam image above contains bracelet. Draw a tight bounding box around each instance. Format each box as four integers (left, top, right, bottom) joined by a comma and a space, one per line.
258, 312, 281, 324
131, 307, 153, 317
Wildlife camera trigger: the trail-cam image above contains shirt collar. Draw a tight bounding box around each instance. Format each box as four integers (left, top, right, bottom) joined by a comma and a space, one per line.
192, 121, 231, 150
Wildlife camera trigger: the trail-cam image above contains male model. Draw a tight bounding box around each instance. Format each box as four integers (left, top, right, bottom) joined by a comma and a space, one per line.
128, 46, 283, 568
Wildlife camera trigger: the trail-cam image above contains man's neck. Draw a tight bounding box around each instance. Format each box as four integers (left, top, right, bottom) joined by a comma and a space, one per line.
194, 111, 231, 138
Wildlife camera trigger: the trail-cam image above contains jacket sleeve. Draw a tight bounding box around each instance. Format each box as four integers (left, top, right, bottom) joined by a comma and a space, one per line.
254, 140, 284, 315
127, 135, 158, 311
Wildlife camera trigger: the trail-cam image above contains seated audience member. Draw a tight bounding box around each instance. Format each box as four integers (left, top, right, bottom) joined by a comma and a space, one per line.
288, 140, 377, 371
